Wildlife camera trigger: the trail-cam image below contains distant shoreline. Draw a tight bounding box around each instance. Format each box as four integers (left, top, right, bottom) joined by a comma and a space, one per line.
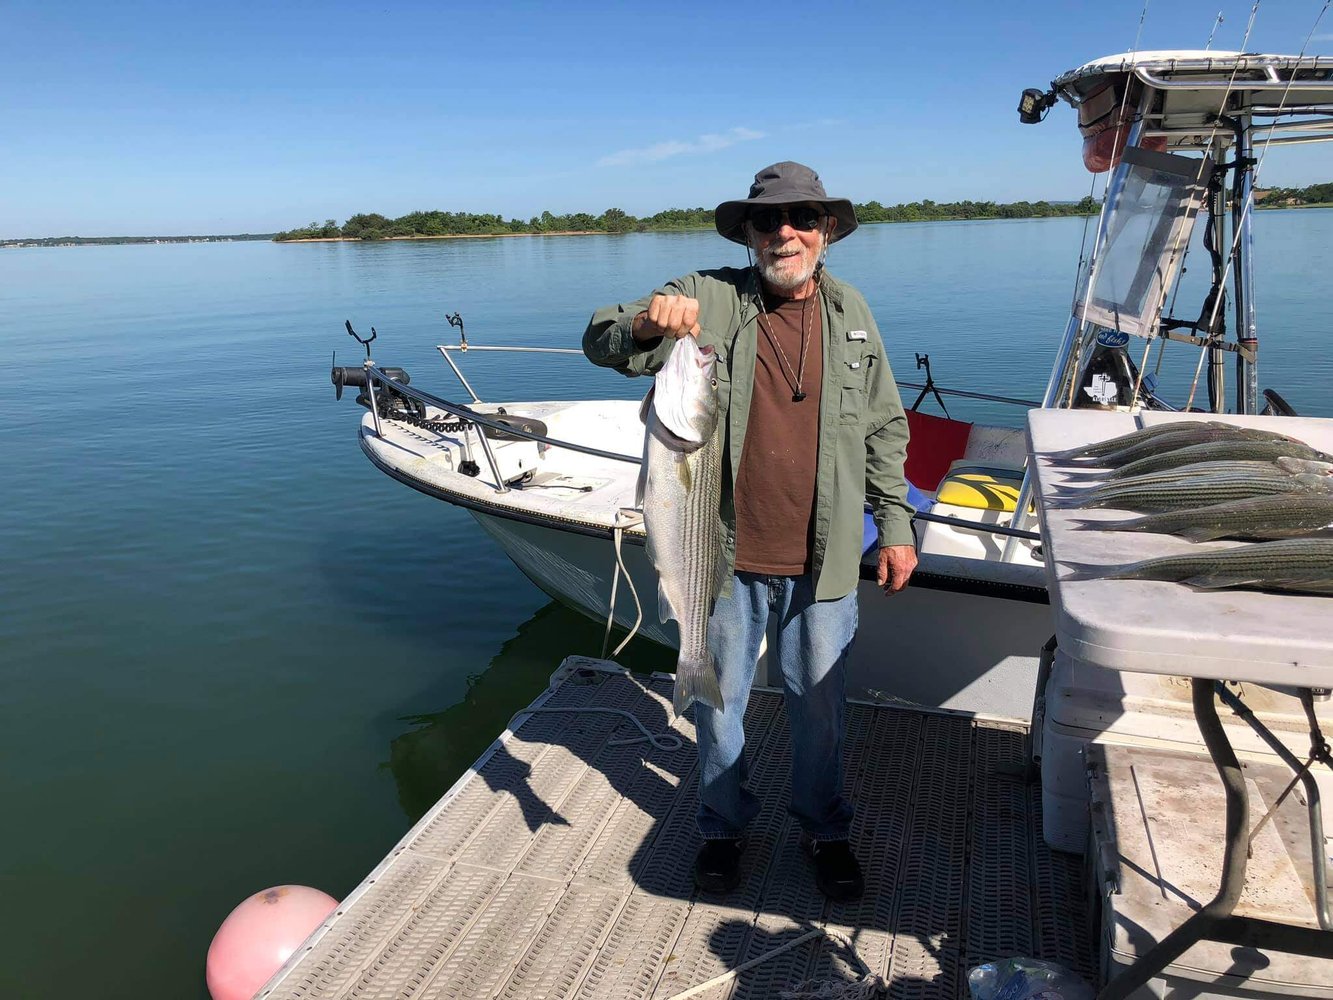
279, 230, 606, 243
7, 204, 1331, 249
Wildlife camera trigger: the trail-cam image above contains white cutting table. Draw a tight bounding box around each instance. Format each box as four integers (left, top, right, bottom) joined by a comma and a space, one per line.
1030, 409, 1333, 687
1028, 409, 1333, 1000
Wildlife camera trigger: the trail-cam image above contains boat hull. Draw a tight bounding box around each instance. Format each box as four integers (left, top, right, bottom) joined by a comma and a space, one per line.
471, 509, 1052, 720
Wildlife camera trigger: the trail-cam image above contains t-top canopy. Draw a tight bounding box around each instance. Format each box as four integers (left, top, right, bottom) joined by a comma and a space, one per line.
1052, 51, 1333, 150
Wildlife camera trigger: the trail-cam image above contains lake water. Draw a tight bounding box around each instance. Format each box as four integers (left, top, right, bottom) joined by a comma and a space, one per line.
1, 212, 1330, 999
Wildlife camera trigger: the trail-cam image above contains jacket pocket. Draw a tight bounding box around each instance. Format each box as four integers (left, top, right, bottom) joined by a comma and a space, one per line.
712, 350, 732, 413
837, 354, 873, 424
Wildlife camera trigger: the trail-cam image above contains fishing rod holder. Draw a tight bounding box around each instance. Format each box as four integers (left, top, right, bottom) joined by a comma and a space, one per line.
446, 311, 467, 349
910, 353, 950, 419
345, 319, 377, 360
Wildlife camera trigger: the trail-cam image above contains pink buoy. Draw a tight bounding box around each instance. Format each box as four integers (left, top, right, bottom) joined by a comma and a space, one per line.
206, 885, 338, 1000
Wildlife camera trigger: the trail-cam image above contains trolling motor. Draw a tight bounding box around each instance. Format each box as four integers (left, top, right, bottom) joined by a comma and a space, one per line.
331, 320, 420, 417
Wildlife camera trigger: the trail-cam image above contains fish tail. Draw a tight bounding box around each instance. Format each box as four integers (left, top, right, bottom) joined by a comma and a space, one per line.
1074, 516, 1140, 532
672, 652, 724, 717
1061, 560, 1136, 582
1044, 494, 1102, 511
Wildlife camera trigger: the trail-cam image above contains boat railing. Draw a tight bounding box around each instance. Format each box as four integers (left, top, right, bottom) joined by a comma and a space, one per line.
434, 342, 1040, 411
357, 361, 1041, 543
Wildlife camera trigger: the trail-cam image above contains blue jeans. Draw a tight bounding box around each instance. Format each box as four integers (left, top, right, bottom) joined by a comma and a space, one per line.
695, 572, 857, 842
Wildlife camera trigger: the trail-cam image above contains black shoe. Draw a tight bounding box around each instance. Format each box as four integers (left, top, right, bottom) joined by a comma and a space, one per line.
804, 838, 864, 901
695, 838, 745, 893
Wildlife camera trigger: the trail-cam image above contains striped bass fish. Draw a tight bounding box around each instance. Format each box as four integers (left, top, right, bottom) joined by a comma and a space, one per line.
1104, 438, 1333, 480
1057, 423, 1299, 468
1055, 459, 1284, 490
1054, 457, 1333, 500
1086, 494, 1333, 542
1047, 420, 1239, 461
638, 335, 726, 716
1064, 538, 1333, 595
1047, 472, 1333, 512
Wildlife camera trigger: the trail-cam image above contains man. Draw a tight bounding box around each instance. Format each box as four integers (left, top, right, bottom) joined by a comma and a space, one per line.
582, 162, 917, 901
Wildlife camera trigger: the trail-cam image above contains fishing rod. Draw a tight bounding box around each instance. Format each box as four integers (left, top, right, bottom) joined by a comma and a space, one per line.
1184, 0, 1333, 411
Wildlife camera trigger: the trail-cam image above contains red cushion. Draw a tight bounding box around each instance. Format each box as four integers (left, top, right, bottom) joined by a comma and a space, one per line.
903, 409, 973, 492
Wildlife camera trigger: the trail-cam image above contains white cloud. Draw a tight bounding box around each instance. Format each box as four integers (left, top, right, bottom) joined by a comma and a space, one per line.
597, 127, 765, 168
1312, 33, 1333, 42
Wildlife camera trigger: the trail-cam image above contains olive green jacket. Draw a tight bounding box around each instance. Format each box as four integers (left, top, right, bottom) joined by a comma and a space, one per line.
582, 266, 914, 601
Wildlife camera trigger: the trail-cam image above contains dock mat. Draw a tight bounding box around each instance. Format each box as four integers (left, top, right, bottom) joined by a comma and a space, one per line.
259, 664, 1093, 999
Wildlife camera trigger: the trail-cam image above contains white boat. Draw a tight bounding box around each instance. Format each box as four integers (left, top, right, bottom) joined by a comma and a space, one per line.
336, 343, 1052, 717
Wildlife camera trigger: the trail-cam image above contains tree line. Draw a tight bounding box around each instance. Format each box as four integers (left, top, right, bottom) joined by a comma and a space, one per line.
1258, 181, 1333, 207
272, 199, 1101, 241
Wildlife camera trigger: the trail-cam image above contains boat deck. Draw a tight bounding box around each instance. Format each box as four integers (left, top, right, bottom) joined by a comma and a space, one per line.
259, 658, 1095, 1000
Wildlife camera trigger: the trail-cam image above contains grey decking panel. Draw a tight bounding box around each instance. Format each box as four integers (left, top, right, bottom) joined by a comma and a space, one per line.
260, 668, 1094, 1000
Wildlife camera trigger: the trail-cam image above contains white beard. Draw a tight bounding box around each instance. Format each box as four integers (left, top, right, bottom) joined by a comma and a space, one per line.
749, 228, 827, 294
757, 253, 817, 292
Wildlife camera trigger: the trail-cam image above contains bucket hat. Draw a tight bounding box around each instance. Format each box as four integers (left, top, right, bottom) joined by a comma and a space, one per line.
714, 161, 858, 245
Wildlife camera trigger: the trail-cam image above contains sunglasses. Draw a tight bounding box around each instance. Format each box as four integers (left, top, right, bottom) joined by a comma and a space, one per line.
748, 205, 825, 234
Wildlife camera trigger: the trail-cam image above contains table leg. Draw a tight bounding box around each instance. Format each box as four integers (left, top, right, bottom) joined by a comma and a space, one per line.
1097, 678, 1250, 1000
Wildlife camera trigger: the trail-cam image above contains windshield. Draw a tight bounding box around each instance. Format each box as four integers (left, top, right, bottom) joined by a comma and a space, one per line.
1076, 147, 1211, 339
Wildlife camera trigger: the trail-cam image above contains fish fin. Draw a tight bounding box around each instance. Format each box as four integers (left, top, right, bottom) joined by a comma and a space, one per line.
635, 459, 647, 509
1179, 573, 1262, 591
676, 451, 693, 492
656, 581, 679, 625
638, 383, 655, 426
711, 537, 730, 603
1176, 525, 1227, 542
672, 650, 724, 717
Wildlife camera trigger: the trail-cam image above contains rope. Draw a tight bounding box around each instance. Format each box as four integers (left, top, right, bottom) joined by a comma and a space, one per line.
660, 927, 885, 1000
781, 928, 886, 1000
506, 707, 682, 752
601, 508, 645, 660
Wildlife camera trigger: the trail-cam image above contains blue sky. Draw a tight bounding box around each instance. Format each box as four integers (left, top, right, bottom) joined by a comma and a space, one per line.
4, 0, 1333, 237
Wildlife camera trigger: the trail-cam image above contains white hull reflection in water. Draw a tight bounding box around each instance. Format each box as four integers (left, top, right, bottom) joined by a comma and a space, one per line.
472, 509, 1050, 720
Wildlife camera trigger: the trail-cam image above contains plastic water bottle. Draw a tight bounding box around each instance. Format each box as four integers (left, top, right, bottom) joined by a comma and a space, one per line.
966, 957, 1093, 1000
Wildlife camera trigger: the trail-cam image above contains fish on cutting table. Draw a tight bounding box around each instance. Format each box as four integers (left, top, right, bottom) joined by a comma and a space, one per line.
1053, 457, 1333, 498
639, 334, 727, 716
1062, 538, 1333, 595
1045, 420, 1238, 461
1054, 459, 1289, 490
1082, 493, 1333, 542
1046, 421, 1295, 465
1047, 471, 1333, 513
1075, 424, 1302, 469
1103, 438, 1333, 479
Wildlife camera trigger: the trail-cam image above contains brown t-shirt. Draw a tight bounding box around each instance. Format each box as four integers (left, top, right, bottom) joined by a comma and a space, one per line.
733, 292, 824, 575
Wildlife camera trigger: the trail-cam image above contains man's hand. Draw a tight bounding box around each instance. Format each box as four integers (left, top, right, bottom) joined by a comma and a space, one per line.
877, 544, 918, 595
633, 294, 702, 342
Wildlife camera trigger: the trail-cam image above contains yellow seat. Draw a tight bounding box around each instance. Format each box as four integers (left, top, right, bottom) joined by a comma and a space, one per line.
935, 465, 1023, 512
